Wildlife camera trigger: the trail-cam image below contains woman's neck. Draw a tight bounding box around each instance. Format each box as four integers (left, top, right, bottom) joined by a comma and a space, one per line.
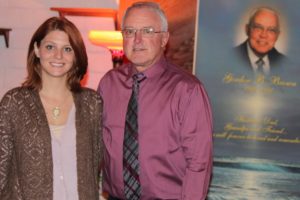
40, 77, 71, 98
39, 81, 74, 126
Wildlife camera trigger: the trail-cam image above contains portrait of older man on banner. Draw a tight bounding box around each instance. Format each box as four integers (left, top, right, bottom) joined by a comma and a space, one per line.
234, 7, 289, 76
196, 0, 300, 199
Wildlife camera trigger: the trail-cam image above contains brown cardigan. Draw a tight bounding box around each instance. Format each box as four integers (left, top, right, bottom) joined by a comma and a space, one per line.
0, 87, 103, 200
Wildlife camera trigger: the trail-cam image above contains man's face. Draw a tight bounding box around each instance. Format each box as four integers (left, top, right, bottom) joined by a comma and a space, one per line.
122, 7, 169, 71
247, 10, 280, 56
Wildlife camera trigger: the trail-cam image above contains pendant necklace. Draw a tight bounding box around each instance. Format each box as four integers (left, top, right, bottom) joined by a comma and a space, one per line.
52, 106, 61, 119
40, 92, 71, 120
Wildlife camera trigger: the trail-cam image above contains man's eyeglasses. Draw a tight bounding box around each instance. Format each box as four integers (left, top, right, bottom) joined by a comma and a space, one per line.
250, 23, 280, 35
122, 27, 165, 38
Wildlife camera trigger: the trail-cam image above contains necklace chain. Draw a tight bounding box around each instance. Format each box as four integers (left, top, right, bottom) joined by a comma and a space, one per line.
40, 92, 71, 120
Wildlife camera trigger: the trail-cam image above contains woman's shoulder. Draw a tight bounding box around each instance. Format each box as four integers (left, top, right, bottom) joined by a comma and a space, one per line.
76, 87, 102, 102
79, 87, 99, 96
0, 87, 36, 111
1, 87, 34, 101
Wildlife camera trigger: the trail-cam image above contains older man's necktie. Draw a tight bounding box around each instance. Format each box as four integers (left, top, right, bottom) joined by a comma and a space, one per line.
123, 73, 145, 200
256, 58, 265, 74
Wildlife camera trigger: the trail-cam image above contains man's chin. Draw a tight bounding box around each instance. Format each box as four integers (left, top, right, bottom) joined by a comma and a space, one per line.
253, 48, 270, 57
131, 57, 151, 65
132, 60, 148, 68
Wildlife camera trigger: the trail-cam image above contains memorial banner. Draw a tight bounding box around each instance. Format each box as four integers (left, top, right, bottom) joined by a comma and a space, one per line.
195, 0, 300, 199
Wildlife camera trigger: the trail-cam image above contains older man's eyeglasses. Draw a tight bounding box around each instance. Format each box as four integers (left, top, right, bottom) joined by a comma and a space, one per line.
250, 23, 280, 35
122, 27, 165, 38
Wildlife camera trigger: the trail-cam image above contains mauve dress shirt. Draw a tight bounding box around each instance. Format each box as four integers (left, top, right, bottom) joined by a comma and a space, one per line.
98, 56, 213, 200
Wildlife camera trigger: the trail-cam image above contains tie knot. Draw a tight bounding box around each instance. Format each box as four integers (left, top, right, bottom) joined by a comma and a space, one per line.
256, 58, 264, 67
133, 73, 146, 84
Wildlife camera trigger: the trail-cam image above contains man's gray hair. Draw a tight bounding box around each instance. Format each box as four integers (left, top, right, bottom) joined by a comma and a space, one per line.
121, 1, 168, 31
247, 7, 280, 31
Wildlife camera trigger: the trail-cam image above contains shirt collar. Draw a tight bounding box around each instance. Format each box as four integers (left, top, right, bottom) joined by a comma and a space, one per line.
246, 41, 270, 72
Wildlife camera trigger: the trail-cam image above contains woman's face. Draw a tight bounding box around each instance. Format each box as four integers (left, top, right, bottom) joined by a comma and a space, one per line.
34, 30, 75, 81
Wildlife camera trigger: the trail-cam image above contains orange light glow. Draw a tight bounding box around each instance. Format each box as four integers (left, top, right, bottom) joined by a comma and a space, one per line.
88, 30, 123, 50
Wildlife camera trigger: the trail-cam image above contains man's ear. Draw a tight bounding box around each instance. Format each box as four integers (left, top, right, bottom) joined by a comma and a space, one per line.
245, 24, 250, 36
161, 32, 169, 48
34, 42, 40, 58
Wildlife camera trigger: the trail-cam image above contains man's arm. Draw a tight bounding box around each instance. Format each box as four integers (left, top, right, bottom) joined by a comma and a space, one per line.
179, 83, 213, 200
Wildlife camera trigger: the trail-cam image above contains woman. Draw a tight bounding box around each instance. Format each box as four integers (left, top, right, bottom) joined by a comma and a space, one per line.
0, 17, 103, 200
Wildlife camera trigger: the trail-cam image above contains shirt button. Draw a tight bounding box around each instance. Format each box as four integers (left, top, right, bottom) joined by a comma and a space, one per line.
60, 175, 64, 180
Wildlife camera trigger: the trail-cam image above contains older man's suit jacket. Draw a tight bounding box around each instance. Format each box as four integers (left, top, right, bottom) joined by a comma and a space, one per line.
234, 40, 287, 72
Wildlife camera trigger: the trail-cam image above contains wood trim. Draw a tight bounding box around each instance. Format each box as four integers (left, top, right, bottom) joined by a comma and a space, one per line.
0, 28, 12, 48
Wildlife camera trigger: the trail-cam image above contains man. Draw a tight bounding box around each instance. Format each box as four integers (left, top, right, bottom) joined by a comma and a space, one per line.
235, 7, 287, 75
98, 2, 213, 200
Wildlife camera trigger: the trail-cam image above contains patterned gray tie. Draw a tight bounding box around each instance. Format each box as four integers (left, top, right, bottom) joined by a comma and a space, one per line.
123, 73, 145, 200
256, 58, 265, 74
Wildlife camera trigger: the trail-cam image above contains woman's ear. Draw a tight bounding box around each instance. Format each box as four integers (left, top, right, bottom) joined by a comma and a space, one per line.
34, 42, 40, 58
